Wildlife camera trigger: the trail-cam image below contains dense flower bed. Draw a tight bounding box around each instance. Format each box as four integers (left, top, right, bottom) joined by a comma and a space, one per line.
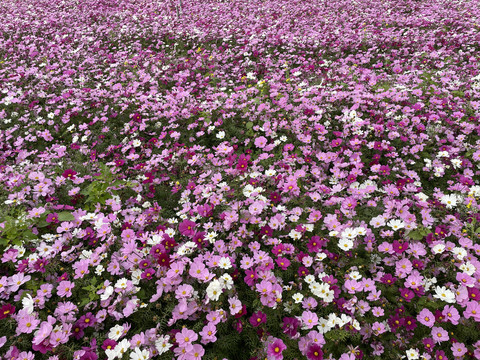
1, 0, 480, 359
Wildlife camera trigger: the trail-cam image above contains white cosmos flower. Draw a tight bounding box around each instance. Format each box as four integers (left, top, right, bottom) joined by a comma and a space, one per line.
130, 347, 149, 360
406, 348, 420, 360
115, 278, 128, 289
317, 318, 332, 334
220, 274, 234, 290
342, 227, 358, 239
116, 339, 131, 358
218, 257, 232, 269
433, 286, 455, 303
22, 293, 34, 314
155, 335, 172, 355
101, 286, 114, 301
216, 131, 225, 139
292, 293, 304, 303
452, 247, 467, 260
108, 324, 125, 341
432, 244, 445, 254
206, 279, 222, 301
322, 289, 335, 303
338, 238, 354, 251
387, 219, 405, 231
440, 194, 459, 209
460, 261, 476, 276
206, 231, 218, 244
289, 230, 302, 240
356, 227, 367, 236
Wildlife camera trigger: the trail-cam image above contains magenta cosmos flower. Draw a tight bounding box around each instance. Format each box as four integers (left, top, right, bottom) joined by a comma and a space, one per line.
179, 219, 196, 237
62, 169, 77, 179
0, 304, 16, 319
307, 343, 324, 360
267, 338, 286, 360
249, 311, 266, 327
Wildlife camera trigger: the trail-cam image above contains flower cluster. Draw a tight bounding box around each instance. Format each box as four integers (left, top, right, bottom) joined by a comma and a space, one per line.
0, 0, 480, 359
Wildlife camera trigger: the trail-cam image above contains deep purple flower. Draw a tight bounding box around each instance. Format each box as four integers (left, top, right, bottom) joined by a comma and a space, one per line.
101, 339, 117, 351
249, 311, 266, 327
388, 314, 404, 332
380, 273, 396, 285
62, 169, 77, 179
270, 192, 282, 204
72, 322, 85, 340
141, 268, 155, 280
282, 317, 300, 337
306, 342, 324, 360
46, 213, 59, 223
79, 312, 97, 328
399, 288, 415, 302
0, 304, 15, 319
297, 266, 310, 277
423, 338, 435, 353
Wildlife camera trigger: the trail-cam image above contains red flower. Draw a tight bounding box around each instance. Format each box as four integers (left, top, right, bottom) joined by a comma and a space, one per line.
306, 343, 324, 360
62, 169, 77, 179
0, 304, 16, 319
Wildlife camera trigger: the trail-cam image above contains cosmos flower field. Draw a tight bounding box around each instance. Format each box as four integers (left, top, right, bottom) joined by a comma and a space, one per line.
1, 0, 480, 359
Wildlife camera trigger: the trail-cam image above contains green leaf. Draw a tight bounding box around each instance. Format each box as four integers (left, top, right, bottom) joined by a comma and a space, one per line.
58, 212, 75, 222
79, 297, 90, 307
37, 220, 50, 228
408, 230, 423, 241
246, 121, 254, 130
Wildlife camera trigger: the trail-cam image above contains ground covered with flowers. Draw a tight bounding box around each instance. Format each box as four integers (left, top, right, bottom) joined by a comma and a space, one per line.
1, 0, 480, 359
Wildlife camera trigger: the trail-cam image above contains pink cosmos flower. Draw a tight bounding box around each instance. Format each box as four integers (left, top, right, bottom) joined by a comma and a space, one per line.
199, 323, 217, 345
463, 301, 480, 321
301, 311, 318, 329
175, 328, 198, 352
17, 352, 34, 360
395, 258, 413, 277
267, 337, 287, 360
307, 330, 325, 346
228, 297, 242, 315
186, 344, 205, 360
451, 342, 467, 357
254, 136, 268, 148
175, 284, 194, 299
249, 201, 265, 216
456, 272, 475, 287
344, 279, 360, 294
372, 322, 387, 335
17, 312, 40, 334
73, 260, 90, 279
32, 321, 53, 345
256, 279, 273, 295
57, 281, 74, 298
275, 257, 290, 270
431, 326, 449, 343
417, 308, 435, 327
442, 305, 460, 325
